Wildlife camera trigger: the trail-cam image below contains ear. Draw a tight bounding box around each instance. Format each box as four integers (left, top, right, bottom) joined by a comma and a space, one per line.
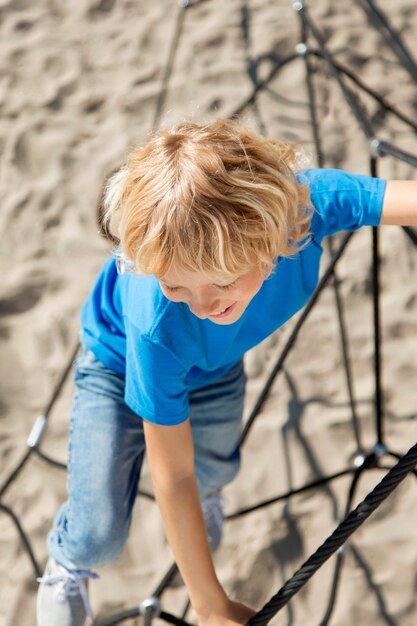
96, 166, 128, 244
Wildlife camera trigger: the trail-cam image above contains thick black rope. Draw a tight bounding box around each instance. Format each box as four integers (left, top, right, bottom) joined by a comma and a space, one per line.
388, 451, 417, 479
315, 461, 397, 626
249, 441, 417, 626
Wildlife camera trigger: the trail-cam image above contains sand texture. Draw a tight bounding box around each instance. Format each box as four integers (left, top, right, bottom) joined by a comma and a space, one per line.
0, 1, 416, 625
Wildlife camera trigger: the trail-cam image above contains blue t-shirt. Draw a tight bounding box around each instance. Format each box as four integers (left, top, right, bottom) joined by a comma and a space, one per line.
81, 168, 386, 425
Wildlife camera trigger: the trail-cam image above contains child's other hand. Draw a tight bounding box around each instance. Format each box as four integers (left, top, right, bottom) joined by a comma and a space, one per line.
198, 599, 257, 626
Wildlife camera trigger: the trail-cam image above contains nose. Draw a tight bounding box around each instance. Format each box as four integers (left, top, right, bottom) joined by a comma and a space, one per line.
189, 296, 220, 319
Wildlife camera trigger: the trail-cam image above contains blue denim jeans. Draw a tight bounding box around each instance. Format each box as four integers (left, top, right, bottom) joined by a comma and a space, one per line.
47, 345, 246, 570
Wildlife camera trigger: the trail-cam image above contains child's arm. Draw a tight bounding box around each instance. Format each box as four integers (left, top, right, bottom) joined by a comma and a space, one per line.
143, 419, 256, 626
380, 180, 417, 226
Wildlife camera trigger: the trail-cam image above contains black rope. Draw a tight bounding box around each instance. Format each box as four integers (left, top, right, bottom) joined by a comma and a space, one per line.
372, 224, 384, 445
93, 562, 181, 625
249, 441, 417, 626
371, 139, 417, 168
43, 342, 81, 420
137, 488, 156, 502
301, 19, 363, 452
152, 562, 180, 598
327, 236, 364, 451
387, 451, 417, 479
0, 449, 32, 499
34, 449, 67, 471
181, 598, 191, 621
298, 4, 417, 172
297, 2, 375, 140
240, 231, 354, 445
231, 52, 299, 117
0, 504, 42, 578
226, 468, 355, 521
358, 0, 417, 82
93, 608, 140, 626
158, 611, 193, 626
143, 605, 154, 626
308, 50, 417, 133
370, 157, 384, 446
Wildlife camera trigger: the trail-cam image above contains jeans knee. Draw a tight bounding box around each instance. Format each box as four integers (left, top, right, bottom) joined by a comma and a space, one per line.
49, 513, 128, 569
49, 502, 131, 570
66, 526, 127, 569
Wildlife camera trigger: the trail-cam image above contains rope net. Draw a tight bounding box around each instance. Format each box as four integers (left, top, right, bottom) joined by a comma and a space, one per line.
1, 1, 416, 625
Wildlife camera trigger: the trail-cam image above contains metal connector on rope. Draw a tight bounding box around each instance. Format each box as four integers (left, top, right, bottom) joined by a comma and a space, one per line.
295, 42, 309, 56
140, 596, 161, 619
370, 138, 385, 158
353, 453, 366, 468
370, 139, 417, 167
27, 415, 47, 448
292, 0, 304, 12
374, 442, 388, 457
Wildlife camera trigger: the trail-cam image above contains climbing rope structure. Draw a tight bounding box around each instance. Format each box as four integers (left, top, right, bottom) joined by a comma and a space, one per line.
1, 1, 416, 624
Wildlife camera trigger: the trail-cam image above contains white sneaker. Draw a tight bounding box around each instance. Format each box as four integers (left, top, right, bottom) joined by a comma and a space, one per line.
37, 557, 98, 626
202, 492, 224, 552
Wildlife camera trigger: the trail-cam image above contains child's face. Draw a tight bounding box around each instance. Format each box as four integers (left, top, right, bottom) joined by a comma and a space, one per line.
159, 265, 266, 325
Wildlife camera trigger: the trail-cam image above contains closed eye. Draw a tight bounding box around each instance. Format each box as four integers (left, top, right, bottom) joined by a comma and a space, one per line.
163, 285, 181, 292
162, 280, 238, 292
217, 280, 238, 290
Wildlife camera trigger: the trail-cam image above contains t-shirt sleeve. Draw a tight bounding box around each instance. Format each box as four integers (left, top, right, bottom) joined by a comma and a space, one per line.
303, 168, 387, 243
124, 317, 189, 425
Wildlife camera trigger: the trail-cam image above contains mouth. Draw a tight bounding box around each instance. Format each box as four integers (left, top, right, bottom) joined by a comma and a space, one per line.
209, 301, 238, 319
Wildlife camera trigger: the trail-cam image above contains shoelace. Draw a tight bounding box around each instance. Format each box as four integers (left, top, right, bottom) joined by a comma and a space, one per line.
37, 563, 99, 620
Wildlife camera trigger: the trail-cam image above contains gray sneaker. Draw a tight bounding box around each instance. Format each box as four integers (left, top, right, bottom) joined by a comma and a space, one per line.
202, 492, 224, 552
37, 557, 98, 626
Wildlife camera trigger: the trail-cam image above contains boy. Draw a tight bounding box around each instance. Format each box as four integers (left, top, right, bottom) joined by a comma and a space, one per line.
37, 119, 417, 626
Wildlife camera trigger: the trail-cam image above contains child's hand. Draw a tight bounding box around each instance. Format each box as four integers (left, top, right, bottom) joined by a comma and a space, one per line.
198, 599, 257, 626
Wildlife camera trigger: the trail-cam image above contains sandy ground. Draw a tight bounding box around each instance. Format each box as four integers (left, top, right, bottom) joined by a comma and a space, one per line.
0, 1, 416, 625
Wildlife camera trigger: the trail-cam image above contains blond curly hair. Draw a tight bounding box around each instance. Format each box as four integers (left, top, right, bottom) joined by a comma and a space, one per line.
99, 119, 312, 279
